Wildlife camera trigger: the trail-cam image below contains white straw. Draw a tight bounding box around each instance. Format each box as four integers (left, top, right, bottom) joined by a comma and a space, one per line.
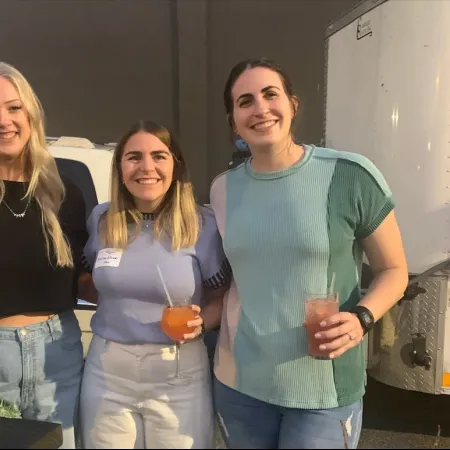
156, 264, 173, 307
329, 272, 336, 295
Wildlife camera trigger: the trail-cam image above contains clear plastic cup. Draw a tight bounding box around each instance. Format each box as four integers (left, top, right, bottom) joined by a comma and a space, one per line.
304, 293, 339, 358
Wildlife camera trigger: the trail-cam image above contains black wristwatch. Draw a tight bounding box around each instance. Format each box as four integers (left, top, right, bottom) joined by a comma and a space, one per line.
351, 305, 375, 335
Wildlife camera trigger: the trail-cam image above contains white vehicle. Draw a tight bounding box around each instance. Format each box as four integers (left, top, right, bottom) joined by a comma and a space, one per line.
47, 136, 114, 355
324, 0, 450, 394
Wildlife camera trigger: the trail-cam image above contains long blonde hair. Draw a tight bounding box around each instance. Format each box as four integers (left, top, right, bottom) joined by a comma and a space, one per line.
101, 120, 199, 251
0, 62, 73, 267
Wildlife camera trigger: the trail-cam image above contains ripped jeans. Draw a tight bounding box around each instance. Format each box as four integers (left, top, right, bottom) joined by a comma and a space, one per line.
214, 378, 363, 449
0, 310, 84, 449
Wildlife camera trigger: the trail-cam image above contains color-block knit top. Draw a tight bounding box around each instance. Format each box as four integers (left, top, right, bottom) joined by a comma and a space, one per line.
210, 145, 394, 409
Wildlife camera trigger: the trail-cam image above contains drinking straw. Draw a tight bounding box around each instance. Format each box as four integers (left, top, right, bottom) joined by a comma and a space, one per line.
156, 264, 174, 307
329, 272, 336, 295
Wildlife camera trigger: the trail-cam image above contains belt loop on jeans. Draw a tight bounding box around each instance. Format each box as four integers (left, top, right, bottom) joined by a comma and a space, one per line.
46, 314, 57, 343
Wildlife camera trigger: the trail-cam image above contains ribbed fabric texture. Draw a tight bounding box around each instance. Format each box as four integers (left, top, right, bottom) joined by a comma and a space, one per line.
211, 145, 394, 409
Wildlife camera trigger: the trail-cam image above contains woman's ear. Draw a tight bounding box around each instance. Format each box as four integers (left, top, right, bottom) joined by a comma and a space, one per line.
291, 96, 300, 118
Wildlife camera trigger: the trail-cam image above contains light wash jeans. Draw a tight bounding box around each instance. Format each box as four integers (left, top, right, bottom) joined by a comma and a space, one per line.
0, 310, 84, 449
214, 378, 363, 449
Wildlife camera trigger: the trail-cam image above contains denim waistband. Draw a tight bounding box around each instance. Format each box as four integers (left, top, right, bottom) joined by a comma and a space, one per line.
0, 309, 77, 341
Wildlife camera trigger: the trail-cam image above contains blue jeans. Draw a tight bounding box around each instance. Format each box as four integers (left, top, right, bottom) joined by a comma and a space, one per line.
214, 378, 363, 449
0, 310, 84, 449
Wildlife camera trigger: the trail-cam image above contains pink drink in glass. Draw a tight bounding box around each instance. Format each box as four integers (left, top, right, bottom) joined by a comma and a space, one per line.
304, 294, 339, 358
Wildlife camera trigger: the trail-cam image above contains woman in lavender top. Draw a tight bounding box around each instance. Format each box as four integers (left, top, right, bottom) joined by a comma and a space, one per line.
79, 120, 230, 449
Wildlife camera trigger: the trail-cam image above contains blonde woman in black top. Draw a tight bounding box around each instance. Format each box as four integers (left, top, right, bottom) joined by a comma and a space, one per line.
0, 62, 88, 449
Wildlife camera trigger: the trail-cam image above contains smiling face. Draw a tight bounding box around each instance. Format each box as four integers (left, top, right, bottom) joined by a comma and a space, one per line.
120, 131, 175, 212
230, 67, 296, 150
0, 76, 31, 160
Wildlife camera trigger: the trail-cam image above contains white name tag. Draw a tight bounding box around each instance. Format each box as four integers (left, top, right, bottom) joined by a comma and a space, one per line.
94, 248, 123, 268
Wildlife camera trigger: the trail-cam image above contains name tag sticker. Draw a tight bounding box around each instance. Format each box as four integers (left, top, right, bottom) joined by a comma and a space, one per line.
94, 248, 123, 268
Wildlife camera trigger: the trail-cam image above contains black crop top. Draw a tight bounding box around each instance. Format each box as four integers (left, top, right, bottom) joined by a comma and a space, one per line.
0, 177, 88, 318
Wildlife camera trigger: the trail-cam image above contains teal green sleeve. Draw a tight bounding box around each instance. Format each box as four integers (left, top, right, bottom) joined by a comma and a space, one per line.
352, 161, 395, 239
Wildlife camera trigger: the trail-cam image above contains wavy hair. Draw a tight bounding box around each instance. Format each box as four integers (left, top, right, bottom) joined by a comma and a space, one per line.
0, 62, 72, 267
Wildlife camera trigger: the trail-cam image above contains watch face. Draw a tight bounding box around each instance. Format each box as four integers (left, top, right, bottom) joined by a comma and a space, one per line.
360, 310, 374, 329
361, 311, 369, 325
352, 306, 374, 333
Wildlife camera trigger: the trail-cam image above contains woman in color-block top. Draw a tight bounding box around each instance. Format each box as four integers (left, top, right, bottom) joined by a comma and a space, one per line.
209, 58, 408, 449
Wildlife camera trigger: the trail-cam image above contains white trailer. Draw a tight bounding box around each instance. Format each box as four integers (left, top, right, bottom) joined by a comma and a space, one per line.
324, 0, 450, 394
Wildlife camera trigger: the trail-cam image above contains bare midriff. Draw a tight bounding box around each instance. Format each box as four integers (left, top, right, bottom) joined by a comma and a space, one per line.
0, 312, 56, 327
